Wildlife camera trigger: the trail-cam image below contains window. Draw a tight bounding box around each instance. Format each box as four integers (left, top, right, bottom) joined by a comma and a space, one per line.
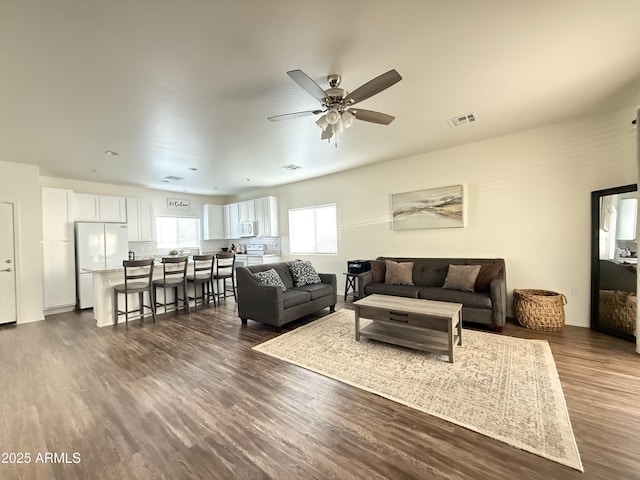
156, 216, 201, 249
289, 204, 338, 255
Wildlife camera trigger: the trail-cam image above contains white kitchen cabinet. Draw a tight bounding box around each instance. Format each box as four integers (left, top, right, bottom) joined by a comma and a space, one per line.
616, 198, 638, 240
99, 195, 127, 222
42, 187, 76, 312
203, 204, 225, 239
254, 196, 279, 236
224, 203, 240, 239
73, 193, 127, 222
73, 193, 100, 221
127, 198, 155, 241
238, 200, 256, 222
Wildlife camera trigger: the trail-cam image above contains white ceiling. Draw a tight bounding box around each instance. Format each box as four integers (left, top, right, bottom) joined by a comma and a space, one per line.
2, 1, 640, 195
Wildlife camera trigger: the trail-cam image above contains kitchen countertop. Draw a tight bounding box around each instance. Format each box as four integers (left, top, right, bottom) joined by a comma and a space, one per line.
83, 259, 197, 273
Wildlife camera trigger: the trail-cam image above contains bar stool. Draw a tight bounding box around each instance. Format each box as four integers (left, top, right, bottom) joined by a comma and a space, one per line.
214, 252, 236, 303
153, 256, 191, 315
186, 254, 216, 309
113, 259, 156, 326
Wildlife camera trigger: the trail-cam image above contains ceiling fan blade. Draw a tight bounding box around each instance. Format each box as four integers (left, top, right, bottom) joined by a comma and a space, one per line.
321, 124, 333, 140
268, 110, 322, 121
350, 109, 395, 125
287, 70, 327, 101
344, 69, 402, 105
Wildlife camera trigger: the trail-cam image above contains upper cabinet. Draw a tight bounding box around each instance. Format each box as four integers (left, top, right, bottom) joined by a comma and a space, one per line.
616, 198, 638, 240
203, 204, 225, 240
127, 198, 155, 241
238, 200, 256, 222
72, 193, 100, 221
220, 197, 278, 239
224, 203, 240, 239
73, 193, 126, 222
255, 196, 279, 236
42, 187, 74, 241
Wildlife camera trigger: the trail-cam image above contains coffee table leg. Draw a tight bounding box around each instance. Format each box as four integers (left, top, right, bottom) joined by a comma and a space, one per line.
457, 310, 462, 346
448, 317, 454, 363
355, 306, 360, 341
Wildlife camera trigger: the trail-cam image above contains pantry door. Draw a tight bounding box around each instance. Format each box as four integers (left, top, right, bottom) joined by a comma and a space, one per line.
0, 202, 17, 324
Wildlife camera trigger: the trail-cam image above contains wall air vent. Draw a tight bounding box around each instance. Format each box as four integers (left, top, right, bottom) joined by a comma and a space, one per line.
163, 175, 184, 181
447, 112, 477, 128
282, 164, 302, 170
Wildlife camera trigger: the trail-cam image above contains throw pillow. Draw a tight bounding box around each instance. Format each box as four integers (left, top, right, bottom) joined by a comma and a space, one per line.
442, 264, 481, 292
473, 263, 503, 292
370, 260, 386, 283
384, 260, 414, 285
252, 268, 287, 291
287, 260, 322, 287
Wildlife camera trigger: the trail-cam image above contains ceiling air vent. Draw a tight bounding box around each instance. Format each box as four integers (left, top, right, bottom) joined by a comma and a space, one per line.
447, 112, 477, 128
163, 175, 184, 181
282, 164, 302, 170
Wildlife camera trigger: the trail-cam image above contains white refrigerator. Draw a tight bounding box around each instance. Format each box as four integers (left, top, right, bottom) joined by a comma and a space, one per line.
75, 222, 129, 309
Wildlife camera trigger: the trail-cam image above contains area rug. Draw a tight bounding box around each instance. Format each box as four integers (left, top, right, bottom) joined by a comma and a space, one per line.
253, 309, 583, 471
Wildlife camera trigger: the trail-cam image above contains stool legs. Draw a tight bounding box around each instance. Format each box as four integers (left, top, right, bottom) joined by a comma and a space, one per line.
114, 290, 156, 326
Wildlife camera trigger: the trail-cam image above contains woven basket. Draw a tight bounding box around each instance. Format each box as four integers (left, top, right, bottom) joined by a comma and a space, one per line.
513, 289, 567, 331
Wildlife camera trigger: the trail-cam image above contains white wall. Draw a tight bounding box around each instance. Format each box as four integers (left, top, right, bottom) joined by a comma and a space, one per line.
242, 107, 638, 327
0, 161, 44, 323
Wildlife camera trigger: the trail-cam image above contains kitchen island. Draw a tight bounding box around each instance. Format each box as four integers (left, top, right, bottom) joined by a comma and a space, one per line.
85, 263, 198, 327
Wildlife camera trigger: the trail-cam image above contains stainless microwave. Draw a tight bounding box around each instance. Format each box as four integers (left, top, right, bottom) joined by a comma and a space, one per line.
239, 221, 257, 237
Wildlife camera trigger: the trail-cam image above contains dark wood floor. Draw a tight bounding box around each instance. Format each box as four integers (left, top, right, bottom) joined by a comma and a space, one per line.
0, 300, 638, 480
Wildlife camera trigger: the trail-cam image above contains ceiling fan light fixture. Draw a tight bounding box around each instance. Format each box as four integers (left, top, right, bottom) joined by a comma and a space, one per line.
341, 110, 355, 128
316, 115, 329, 131
325, 108, 341, 125
333, 117, 345, 134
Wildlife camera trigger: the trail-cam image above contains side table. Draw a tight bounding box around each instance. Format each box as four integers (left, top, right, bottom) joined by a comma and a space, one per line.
343, 272, 366, 301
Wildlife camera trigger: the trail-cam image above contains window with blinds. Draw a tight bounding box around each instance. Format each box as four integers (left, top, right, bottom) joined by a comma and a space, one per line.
156, 216, 201, 249
288, 204, 338, 255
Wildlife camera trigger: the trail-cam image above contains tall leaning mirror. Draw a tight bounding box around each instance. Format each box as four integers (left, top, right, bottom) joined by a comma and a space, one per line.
591, 184, 638, 341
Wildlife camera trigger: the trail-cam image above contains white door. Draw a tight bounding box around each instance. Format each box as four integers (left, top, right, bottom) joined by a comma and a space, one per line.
0, 203, 17, 324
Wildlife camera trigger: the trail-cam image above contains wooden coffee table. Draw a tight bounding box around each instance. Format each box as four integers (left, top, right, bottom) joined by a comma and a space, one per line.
354, 294, 463, 363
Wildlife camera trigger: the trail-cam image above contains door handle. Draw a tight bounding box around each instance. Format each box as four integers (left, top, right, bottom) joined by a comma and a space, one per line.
4, 259, 11, 263
1, 268, 12, 272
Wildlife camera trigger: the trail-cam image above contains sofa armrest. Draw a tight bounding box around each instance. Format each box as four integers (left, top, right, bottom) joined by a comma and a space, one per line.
357, 271, 373, 297
489, 277, 507, 327
237, 267, 284, 322
318, 272, 336, 288
318, 273, 338, 304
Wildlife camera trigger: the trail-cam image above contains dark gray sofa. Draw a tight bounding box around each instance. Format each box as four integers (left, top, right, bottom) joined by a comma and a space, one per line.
236, 262, 337, 327
358, 257, 507, 331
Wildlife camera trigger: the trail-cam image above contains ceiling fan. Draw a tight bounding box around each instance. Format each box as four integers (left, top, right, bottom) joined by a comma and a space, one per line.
268, 69, 402, 141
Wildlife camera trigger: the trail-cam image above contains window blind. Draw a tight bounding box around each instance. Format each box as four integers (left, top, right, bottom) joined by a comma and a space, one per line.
289, 204, 337, 255
156, 217, 201, 249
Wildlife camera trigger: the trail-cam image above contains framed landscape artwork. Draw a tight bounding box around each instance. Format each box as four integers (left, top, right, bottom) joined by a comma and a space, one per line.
392, 185, 464, 230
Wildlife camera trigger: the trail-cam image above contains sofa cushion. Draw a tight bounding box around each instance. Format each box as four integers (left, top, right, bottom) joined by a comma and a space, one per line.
442, 265, 481, 292
418, 287, 492, 309
371, 260, 386, 283
384, 260, 414, 285
295, 283, 334, 300
248, 263, 295, 289
282, 289, 312, 309
473, 263, 503, 292
287, 260, 322, 287
252, 268, 287, 291
364, 282, 422, 298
